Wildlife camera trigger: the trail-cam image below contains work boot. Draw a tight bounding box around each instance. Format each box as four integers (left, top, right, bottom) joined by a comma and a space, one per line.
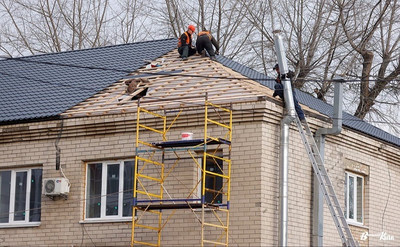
201, 50, 206, 57
181, 57, 188, 61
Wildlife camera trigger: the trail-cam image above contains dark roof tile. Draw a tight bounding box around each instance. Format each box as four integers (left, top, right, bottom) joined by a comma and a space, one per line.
0, 39, 176, 122
0, 39, 398, 147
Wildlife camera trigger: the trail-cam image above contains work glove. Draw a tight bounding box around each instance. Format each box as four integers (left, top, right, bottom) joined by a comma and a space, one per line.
287, 70, 295, 79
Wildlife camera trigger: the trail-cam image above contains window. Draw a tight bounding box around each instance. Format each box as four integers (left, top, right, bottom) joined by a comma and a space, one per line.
0, 168, 42, 227
197, 153, 224, 204
85, 160, 135, 220
344, 172, 364, 224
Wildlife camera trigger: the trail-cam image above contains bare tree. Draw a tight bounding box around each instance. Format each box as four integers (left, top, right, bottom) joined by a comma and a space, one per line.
109, 0, 149, 43
0, 0, 153, 56
337, 0, 400, 127
240, 0, 346, 93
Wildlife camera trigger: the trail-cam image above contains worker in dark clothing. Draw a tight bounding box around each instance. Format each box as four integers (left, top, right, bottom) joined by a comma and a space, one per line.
178, 25, 197, 61
272, 64, 305, 121
196, 29, 220, 61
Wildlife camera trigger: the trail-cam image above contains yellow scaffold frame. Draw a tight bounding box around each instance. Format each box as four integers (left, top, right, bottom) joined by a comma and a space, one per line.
131, 99, 233, 247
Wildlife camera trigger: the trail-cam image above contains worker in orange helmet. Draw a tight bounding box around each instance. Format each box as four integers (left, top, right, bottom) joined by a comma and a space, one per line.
177, 25, 197, 61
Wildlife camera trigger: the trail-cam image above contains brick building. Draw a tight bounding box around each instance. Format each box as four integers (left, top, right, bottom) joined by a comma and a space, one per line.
0, 39, 399, 246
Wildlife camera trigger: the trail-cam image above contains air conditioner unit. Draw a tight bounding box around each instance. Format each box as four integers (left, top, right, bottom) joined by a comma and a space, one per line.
43, 178, 70, 196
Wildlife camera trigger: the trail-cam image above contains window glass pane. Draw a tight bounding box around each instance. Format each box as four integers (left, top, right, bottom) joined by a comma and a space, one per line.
14, 171, 27, 221
344, 174, 347, 219
123, 161, 135, 217
205, 157, 223, 204
86, 164, 102, 218
106, 164, 119, 216
357, 176, 363, 223
348, 176, 354, 220
29, 169, 42, 222
0, 171, 11, 223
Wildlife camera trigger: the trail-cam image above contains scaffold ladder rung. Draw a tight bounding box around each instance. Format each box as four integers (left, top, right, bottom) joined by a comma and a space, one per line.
136, 190, 162, 198
138, 124, 164, 134
207, 118, 231, 129
135, 224, 160, 231
202, 239, 228, 246
134, 207, 162, 214
205, 188, 227, 195
136, 156, 164, 166
132, 240, 159, 247
138, 140, 162, 149
206, 101, 231, 112
203, 222, 228, 229
204, 152, 232, 163
205, 170, 229, 179
137, 173, 162, 182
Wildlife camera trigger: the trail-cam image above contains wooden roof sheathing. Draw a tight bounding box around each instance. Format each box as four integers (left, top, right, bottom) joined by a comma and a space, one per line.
63, 50, 272, 117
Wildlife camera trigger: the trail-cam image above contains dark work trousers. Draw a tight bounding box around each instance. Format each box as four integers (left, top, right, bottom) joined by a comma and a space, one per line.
196, 35, 215, 57
178, 46, 196, 58
274, 83, 305, 120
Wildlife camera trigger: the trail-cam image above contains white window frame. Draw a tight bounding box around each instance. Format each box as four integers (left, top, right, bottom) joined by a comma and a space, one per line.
0, 167, 42, 228
345, 171, 364, 225
84, 160, 134, 222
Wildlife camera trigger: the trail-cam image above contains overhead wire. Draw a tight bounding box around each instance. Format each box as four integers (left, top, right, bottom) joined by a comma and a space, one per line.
0, 68, 398, 126
1, 55, 400, 84
0, 56, 398, 127
0, 68, 397, 102
142, 95, 400, 126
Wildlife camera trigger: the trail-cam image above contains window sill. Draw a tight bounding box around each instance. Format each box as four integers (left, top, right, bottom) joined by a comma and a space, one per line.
79, 217, 133, 224
0, 222, 41, 229
347, 221, 368, 229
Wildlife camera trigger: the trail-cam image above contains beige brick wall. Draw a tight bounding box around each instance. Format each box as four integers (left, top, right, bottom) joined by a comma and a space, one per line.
0, 101, 399, 246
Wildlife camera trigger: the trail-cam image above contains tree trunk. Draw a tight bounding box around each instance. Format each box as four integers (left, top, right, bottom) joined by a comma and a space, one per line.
354, 50, 374, 119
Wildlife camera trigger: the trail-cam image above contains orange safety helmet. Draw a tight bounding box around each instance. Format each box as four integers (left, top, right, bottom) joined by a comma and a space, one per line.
188, 25, 195, 32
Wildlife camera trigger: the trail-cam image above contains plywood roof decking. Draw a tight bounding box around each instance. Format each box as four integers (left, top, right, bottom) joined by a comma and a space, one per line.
63, 50, 273, 117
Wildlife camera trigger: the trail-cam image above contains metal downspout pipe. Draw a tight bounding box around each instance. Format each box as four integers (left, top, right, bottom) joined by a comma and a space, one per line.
312, 79, 344, 246
274, 31, 296, 247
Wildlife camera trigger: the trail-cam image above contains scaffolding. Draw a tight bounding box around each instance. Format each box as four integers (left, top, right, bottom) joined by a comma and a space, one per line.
131, 98, 233, 247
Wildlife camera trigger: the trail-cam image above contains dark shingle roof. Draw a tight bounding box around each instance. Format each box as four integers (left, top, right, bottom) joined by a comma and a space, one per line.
0, 38, 398, 147
217, 57, 400, 147
0, 38, 177, 122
